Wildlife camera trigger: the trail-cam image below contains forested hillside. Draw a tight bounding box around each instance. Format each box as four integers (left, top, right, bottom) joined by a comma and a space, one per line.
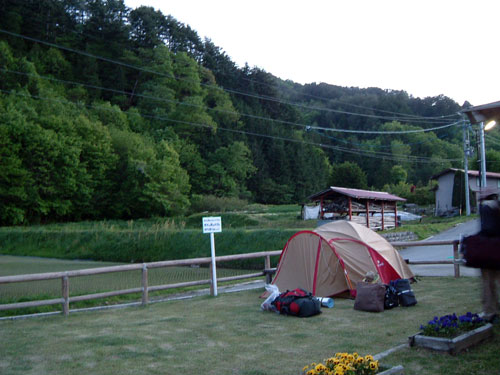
0, 0, 480, 225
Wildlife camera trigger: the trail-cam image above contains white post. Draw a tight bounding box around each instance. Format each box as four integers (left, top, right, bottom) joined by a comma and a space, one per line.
479, 121, 487, 189
210, 232, 218, 297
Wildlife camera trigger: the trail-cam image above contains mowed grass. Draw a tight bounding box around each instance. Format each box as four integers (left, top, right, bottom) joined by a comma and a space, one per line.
1, 276, 499, 375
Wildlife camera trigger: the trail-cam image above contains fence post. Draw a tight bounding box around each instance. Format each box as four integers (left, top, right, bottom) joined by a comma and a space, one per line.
453, 241, 460, 278
142, 264, 149, 306
62, 274, 69, 316
264, 255, 272, 284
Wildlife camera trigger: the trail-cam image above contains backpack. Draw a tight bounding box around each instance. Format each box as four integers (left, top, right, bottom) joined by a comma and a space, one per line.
391, 279, 417, 307
271, 288, 321, 317
384, 284, 399, 309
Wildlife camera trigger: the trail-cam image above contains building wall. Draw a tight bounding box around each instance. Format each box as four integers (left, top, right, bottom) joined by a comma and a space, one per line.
435, 173, 455, 215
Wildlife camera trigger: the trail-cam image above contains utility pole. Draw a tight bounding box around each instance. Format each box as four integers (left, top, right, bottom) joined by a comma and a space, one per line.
462, 118, 472, 216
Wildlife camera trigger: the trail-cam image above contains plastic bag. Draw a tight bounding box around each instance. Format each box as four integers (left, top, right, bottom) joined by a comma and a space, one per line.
260, 284, 280, 312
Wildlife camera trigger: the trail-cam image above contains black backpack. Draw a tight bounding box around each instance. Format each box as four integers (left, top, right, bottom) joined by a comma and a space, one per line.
272, 288, 321, 317
391, 279, 417, 307
384, 284, 399, 309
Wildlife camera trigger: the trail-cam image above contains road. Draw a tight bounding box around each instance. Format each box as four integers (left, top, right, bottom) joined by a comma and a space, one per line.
399, 219, 481, 277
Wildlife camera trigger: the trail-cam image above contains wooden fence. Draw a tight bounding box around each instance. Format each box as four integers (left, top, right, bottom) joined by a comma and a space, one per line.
0, 239, 462, 317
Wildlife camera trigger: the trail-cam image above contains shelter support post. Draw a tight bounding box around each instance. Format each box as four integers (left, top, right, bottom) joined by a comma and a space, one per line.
348, 198, 352, 221
365, 200, 370, 228
394, 204, 398, 227
381, 201, 385, 231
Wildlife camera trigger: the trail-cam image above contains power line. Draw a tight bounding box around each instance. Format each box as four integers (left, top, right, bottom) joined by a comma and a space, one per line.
0, 88, 463, 165
0, 28, 458, 125
1, 67, 461, 136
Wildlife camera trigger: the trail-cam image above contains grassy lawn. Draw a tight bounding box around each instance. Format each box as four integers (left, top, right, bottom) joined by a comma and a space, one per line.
0, 276, 498, 375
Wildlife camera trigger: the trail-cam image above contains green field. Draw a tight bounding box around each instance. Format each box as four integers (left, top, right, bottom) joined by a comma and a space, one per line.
1, 277, 498, 375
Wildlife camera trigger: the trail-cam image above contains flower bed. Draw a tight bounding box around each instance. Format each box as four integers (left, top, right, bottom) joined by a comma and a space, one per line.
409, 312, 493, 354
301, 352, 403, 375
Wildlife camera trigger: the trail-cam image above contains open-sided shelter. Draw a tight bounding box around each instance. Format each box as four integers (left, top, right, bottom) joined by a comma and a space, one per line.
308, 186, 406, 230
271, 221, 414, 298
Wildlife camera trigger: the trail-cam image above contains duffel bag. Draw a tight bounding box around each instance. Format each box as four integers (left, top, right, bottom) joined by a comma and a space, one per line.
391, 279, 417, 307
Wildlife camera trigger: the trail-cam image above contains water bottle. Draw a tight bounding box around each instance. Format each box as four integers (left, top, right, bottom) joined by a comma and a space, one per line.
318, 297, 334, 308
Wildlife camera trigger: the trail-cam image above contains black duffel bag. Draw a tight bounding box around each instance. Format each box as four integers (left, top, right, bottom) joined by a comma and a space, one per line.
461, 234, 500, 269
391, 279, 417, 307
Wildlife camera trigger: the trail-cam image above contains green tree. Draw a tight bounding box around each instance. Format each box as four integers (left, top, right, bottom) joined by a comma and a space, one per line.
330, 161, 368, 189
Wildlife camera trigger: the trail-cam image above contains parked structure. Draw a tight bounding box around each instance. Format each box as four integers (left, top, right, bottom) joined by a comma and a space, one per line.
307, 186, 406, 230
431, 168, 500, 216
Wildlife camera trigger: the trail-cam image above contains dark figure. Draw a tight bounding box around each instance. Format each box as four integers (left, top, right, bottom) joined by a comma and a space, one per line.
478, 190, 500, 323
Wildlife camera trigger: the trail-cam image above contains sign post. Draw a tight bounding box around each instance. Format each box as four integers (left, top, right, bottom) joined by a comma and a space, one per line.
202, 216, 222, 296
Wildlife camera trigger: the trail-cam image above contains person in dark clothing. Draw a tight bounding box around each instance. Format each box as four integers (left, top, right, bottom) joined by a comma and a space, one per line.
478, 189, 500, 323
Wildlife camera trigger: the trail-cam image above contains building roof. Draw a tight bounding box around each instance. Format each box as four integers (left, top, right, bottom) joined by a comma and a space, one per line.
431, 168, 500, 180
462, 101, 500, 124
308, 186, 406, 202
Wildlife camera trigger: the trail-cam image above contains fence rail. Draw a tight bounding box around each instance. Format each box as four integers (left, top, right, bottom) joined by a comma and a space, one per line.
0, 239, 462, 316
0, 250, 282, 315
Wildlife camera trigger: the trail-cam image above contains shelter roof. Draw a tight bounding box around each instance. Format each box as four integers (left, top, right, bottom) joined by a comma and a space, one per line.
308, 186, 406, 202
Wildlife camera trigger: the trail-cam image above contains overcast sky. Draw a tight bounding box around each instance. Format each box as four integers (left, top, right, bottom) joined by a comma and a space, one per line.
125, 0, 499, 107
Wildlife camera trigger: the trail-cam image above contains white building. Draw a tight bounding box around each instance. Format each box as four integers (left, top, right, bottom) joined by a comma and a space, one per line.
431, 168, 500, 216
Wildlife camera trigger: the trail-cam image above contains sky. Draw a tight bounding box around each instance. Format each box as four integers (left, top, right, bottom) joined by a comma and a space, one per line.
125, 0, 500, 107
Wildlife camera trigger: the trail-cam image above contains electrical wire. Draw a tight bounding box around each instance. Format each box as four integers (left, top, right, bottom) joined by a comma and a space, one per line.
0, 67, 462, 136
0, 88, 463, 165
0, 28, 459, 126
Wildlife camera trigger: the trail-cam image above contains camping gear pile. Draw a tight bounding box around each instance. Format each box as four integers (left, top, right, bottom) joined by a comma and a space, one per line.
354, 278, 417, 312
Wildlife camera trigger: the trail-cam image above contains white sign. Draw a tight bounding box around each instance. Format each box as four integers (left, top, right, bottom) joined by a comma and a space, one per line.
202, 216, 222, 234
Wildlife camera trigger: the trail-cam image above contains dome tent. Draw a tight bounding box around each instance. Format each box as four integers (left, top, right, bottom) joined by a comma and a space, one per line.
271, 221, 414, 297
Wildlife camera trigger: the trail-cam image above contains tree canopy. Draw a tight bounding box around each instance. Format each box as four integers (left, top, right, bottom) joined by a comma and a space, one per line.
0, 0, 475, 225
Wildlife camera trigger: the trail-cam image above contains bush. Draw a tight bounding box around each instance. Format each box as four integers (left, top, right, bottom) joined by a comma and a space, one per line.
189, 195, 248, 213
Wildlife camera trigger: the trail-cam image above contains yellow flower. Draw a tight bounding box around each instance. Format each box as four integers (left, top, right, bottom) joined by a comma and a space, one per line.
369, 360, 379, 370
356, 357, 364, 364
306, 370, 316, 375
315, 364, 327, 372
353, 352, 359, 359
364, 355, 374, 362
347, 354, 354, 363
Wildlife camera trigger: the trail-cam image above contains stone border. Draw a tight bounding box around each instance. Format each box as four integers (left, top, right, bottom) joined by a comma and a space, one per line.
408, 323, 493, 354
378, 365, 405, 375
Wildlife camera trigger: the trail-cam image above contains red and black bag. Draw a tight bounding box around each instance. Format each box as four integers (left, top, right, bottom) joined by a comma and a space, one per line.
271, 288, 321, 317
